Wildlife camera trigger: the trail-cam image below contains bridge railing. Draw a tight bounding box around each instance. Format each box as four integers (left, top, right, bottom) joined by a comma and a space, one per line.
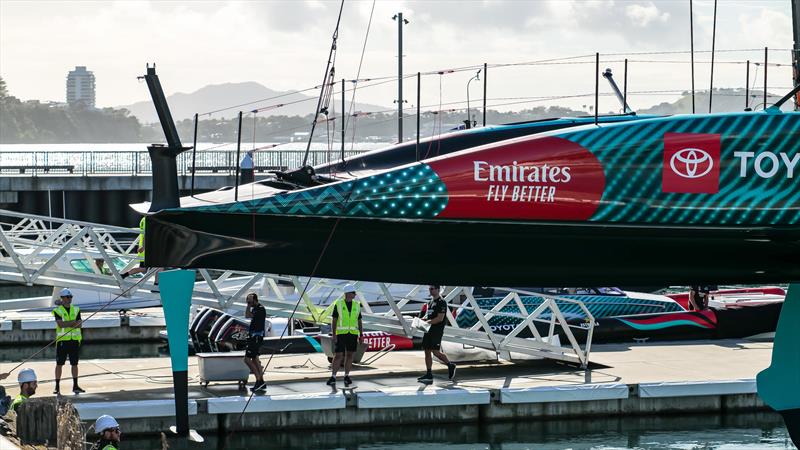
0, 149, 374, 176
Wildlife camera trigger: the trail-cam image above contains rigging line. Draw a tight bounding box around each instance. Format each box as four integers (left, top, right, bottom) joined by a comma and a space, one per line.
239, 186, 356, 420
0, 271, 155, 378
303, 0, 345, 168
344, 0, 377, 169
201, 86, 321, 116
708, 0, 718, 114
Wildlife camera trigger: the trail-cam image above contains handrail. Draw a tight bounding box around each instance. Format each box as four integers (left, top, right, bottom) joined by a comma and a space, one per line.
0, 149, 374, 176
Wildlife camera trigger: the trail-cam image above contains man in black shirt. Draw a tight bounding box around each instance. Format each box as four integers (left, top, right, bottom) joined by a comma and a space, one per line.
689, 285, 712, 311
244, 293, 267, 392
418, 285, 456, 384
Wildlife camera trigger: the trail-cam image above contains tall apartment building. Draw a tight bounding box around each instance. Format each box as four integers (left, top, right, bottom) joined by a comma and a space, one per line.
66, 66, 96, 108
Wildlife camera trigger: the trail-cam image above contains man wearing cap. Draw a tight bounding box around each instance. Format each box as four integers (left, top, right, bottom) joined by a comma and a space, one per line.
244, 292, 267, 392
326, 284, 363, 387
53, 288, 85, 394
9, 368, 37, 413
92, 415, 121, 450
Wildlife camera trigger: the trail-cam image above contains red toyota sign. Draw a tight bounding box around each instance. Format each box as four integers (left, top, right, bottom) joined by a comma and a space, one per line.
428, 136, 606, 220
662, 133, 721, 194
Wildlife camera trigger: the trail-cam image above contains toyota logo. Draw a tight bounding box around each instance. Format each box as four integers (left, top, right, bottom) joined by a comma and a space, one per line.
670, 148, 713, 179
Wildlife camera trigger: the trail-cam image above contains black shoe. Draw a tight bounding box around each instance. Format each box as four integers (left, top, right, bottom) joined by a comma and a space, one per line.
250, 381, 266, 392
326, 376, 336, 386
73, 386, 85, 394
344, 376, 352, 386
417, 373, 433, 383
53, 388, 60, 395
448, 363, 457, 380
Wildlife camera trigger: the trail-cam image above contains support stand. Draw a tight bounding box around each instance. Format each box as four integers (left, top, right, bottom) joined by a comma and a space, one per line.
757, 283, 800, 446
159, 269, 204, 443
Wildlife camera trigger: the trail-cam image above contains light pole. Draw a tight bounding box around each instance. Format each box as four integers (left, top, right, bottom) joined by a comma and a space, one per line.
465, 69, 481, 129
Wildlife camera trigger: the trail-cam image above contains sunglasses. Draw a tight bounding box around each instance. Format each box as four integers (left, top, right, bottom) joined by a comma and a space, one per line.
106, 427, 121, 433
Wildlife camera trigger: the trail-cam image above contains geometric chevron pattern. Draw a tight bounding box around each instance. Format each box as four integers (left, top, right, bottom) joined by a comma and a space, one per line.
188, 163, 449, 218
455, 295, 685, 328
563, 112, 800, 226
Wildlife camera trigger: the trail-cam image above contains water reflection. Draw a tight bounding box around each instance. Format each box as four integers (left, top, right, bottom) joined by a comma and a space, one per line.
124, 412, 796, 450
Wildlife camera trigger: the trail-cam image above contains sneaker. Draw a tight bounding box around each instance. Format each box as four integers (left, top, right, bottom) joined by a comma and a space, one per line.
344, 376, 352, 387
326, 376, 336, 386
72, 386, 85, 394
53, 388, 60, 395
447, 363, 457, 380
417, 373, 433, 384
250, 381, 266, 392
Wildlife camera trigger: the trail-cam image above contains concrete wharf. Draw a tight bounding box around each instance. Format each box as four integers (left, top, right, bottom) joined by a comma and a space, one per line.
3, 338, 776, 443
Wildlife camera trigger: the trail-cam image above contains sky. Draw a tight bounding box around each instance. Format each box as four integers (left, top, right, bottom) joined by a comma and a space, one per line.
0, 0, 796, 114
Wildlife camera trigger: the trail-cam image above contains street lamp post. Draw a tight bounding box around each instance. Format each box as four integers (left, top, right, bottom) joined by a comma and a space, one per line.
465, 69, 481, 129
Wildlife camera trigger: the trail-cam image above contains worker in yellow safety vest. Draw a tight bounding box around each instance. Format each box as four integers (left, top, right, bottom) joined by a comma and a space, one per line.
9, 368, 37, 413
122, 216, 147, 278
326, 284, 363, 387
92, 415, 122, 450
53, 288, 84, 394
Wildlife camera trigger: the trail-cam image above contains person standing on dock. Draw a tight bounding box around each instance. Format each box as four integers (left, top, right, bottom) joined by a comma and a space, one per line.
92, 415, 121, 450
9, 368, 37, 413
418, 285, 456, 384
53, 288, 85, 394
327, 284, 363, 387
244, 293, 267, 392
689, 285, 712, 311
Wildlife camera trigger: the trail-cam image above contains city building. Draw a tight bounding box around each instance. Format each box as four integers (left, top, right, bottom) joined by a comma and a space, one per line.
66, 66, 95, 108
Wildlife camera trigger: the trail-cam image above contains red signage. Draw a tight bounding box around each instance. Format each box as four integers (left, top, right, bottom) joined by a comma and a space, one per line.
662, 133, 721, 194
428, 136, 605, 220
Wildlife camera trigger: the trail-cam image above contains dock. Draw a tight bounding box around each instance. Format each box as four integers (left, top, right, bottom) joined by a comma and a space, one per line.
4, 337, 775, 442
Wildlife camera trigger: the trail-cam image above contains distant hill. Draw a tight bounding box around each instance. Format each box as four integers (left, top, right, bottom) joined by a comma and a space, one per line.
638, 88, 790, 115
119, 81, 388, 124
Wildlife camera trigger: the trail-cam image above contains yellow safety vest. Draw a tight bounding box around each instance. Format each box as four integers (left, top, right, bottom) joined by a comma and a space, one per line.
335, 299, 360, 335
137, 216, 146, 262
9, 394, 27, 412
53, 304, 82, 342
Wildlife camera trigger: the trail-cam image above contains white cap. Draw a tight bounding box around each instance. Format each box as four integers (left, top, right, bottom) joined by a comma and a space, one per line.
59, 288, 73, 297
18, 368, 36, 384
343, 284, 357, 293
95, 415, 119, 434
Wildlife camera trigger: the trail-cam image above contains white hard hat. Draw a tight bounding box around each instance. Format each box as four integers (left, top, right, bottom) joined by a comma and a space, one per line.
17, 368, 36, 384
343, 284, 357, 293
95, 415, 119, 434
59, 288, 73, 297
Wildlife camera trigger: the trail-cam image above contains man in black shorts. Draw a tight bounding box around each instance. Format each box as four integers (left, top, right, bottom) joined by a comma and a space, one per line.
243, 293, 267, 392
327, 284, 363, 387
53, 288, 84, 394
418, 285, 456, 384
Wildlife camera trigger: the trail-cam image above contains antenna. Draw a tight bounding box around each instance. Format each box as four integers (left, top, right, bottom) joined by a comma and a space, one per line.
602, 68, 633, 114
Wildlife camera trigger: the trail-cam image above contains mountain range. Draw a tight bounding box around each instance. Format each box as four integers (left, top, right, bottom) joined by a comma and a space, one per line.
118, 81, 388, 124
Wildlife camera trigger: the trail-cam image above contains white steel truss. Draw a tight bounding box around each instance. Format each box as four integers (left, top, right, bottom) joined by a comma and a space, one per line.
0, 209, 595, 368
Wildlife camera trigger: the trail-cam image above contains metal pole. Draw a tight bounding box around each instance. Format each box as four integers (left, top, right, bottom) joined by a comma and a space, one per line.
764, 47, 769, 109
745, 60, 750, 110
466, 77, 471, 129
690, 0, 696, 114
708, 0, 717, 113
191, 113, 198, 196
397, 12, 404, 143
793, 0, 800, 110
234, 111, 243, 202
416, 72, 421, 162
623, 59, 628, 114
482, 62, 487, 126
341, 78, 345, 164
595, 52, 599, 125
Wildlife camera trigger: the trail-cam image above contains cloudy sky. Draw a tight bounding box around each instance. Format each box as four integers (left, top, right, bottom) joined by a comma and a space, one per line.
0, 0, 796, 113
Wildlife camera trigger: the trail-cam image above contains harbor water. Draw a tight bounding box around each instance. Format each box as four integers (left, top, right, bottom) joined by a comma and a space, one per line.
120, 412, 795, 449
